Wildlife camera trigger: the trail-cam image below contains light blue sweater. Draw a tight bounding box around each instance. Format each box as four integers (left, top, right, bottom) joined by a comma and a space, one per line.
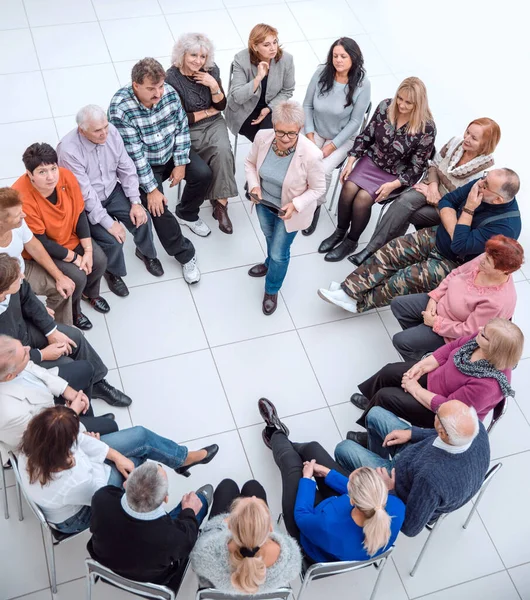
303, 66, 371, 148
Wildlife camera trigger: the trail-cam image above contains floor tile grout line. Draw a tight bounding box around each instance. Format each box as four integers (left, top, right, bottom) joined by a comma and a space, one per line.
87, 0, 122, 85
217, 5, 245, 49
389, 555, 411, 600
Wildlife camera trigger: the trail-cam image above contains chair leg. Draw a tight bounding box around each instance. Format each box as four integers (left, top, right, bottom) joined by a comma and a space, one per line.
15, 478, 23, 521
177, 181, 182, 202
86, 572, 93, 600
463, 477, 494, 529
328, 173, 341, 214
1, 462, 8, 519
43, 527, 58, 594
369, 557, 388, 600
410, 518, 444, 577
297, 573, 312, 600
234, 134, 238, 161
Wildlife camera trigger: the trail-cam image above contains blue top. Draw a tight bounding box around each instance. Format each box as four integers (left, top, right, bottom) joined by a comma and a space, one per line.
436, 179, 521, 262
259, 146, 295, 208
294, 470, 405, 563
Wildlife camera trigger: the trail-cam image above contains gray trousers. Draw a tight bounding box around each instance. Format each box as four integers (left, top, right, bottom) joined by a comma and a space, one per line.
89, 184, 157, 277
390, 293, 446, 361
366, 188, 441, 254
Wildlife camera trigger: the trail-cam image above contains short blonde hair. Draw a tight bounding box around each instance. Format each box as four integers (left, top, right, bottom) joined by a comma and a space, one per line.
347, 467, 391, 556
171, 33, 215, 71
272, 100, 305, 129
483, 318, 524, 370
228, 497, 271, 594
387, 76, 433, 135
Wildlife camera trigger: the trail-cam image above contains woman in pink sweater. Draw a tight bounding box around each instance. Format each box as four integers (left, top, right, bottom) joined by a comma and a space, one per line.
390, 235, 523, 361
349, 318, 524, 434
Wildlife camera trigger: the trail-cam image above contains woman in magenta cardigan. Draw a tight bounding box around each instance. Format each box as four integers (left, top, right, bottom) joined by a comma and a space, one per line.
390, 235, 523, 361
349, 318, 523, 434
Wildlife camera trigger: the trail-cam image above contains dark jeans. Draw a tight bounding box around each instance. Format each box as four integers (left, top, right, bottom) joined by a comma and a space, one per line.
27, 321, 108, 384
390, 293, 446, 361
357, 362, 435, 429
55, 360, 118, 435
52, 241, 107, 315
238, 108, 273, 142
271, 432, 350, 542
139, 156, 210, 264
89, 183, 157, 277
210, 478, 268, 519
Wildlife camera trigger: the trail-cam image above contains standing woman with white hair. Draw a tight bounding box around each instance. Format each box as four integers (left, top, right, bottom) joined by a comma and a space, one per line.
166, 34, 238, 235
245, 100, 325, 315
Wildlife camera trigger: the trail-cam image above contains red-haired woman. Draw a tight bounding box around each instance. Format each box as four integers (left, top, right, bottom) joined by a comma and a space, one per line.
350, 118, 501, 265
390, 235, 523, 360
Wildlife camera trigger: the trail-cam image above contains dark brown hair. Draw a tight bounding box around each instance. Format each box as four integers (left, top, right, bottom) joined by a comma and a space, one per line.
0, 253, 21, 294
0, 188, 22, 215
20, 405, 80, 486
22, 143, 58, 174
131, 57, 166, 85
248, 24, 283, 65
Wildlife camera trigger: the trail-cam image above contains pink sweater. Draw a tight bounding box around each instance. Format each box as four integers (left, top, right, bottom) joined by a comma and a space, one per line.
427, 335, 511, 420
428, 254, 516, 342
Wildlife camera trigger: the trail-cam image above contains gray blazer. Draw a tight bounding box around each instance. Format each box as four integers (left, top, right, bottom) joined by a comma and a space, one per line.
225, 48, 295, 135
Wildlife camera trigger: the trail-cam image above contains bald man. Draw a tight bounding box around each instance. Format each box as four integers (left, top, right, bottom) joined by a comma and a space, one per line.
334, 400, 490, 536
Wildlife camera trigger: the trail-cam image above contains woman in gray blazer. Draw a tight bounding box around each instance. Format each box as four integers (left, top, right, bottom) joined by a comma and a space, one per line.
226, 23, 295, 142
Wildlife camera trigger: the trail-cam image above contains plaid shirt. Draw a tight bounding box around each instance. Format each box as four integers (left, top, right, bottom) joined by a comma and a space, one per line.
108, 83, 190, 193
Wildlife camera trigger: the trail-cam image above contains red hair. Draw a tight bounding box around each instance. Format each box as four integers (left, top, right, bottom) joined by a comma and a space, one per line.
485, 235, 524, 274
466, 118, 501, 155
248, 24, 283, 65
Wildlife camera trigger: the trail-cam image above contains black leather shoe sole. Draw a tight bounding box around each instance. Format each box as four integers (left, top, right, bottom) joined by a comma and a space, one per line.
350, 393, 369, 410
258, 398, 289, 435
346, 431, 368, 448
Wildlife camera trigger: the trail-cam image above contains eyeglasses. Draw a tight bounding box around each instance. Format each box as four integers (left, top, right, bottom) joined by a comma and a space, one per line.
274, 130, 299, 139
481, 171, 504, 200
479, 327, 489, 341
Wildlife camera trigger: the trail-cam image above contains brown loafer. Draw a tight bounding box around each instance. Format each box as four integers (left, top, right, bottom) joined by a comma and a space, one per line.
262, 293, 278, 315
248, 263, 268, 277
212, 200, 233, 234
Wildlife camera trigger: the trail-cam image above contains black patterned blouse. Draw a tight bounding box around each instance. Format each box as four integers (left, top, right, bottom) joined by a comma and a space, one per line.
349, 98, 436, 186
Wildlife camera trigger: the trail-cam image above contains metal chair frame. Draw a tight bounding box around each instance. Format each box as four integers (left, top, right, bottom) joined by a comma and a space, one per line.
196, 587, 294, 600
228, 61, 238, 161
486, 397, 508, 436
86, 558, 180, 600
9, 451, 86, 594
410, 462, 503, 576
1, 457, 23, 520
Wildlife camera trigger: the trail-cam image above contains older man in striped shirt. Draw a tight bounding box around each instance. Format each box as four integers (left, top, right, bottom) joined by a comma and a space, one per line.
109, 58, 213, 284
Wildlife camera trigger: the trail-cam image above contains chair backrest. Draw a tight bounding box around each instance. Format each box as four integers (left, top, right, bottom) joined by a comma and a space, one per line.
360, 101, 372, 132
8, 451, 48, 528
301, 545, 394, 583
196, 587, 294, 600
228, 62, 235, 94
86, 559, 177, 600
487, 397, 508, 435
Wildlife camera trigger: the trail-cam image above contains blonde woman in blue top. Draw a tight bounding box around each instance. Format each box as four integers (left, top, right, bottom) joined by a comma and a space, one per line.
303, 37, 371, 236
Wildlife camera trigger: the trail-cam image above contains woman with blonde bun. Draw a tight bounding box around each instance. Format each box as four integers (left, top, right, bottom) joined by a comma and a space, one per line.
190, 478, 301, 594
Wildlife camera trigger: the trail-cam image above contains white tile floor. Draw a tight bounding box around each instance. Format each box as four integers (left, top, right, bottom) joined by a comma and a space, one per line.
1, 0, 529, 598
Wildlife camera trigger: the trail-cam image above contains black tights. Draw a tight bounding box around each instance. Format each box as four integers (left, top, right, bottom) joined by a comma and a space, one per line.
210, 479, 268, 518
337, 182, 375, 242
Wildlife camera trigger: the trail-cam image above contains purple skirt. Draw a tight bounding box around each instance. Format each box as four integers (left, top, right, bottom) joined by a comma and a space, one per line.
347, 156, 396, 200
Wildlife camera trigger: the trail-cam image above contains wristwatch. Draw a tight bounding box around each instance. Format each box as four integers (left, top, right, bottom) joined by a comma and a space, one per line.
212, 88, 222, 96
462, 207, 475, 216
131, 199, 142, 205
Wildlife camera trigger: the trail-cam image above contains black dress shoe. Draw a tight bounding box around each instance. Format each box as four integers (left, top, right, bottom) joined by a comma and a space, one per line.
346, 430, 368, 447
258, 398, 290, 435
74, 312, 92, 330
104, 272, 129, 297
302, 206, 321, 236
348, 247, 373, 266
248, 263, 268, 277
82, 295, 110, 313
318, 228, 347, 254
324, 239, 358, 262
350, 393, 369, 410
135, 249, 164, 277
262, 293, 278, 315
92, 379, 132, 407
175, 444, 219, 477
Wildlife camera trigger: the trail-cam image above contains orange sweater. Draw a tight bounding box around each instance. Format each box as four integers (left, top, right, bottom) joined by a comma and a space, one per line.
13, 168, 85, 254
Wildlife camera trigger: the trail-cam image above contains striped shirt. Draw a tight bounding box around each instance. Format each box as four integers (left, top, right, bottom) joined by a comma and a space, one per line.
108, 83, 191, 193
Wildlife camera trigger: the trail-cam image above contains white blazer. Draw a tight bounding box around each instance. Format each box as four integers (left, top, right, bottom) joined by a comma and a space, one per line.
244, 130, 326, 232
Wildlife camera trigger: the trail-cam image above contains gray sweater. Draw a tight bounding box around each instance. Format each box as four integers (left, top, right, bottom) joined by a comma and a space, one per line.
303, 66, 371, 149
190, 514, 302, 594
395, 422, 490, 537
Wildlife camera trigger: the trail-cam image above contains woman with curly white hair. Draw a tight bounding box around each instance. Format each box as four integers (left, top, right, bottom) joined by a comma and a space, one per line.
166, 33, 238, 235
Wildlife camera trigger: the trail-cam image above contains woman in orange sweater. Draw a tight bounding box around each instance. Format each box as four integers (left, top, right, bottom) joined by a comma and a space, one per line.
13, 143, 109, 330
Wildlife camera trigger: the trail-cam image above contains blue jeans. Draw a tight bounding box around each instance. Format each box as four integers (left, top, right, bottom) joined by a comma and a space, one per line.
54, 427, 189, 533
256, 203, 298, 294
334, 407, 412, 473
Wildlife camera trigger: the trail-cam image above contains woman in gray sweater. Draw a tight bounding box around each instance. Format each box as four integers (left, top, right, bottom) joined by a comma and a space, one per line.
303, 37, 371, 235
190, 478, 301, 595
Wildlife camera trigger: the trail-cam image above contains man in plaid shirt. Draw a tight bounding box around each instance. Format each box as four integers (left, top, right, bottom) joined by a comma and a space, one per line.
109, 58, 213, 284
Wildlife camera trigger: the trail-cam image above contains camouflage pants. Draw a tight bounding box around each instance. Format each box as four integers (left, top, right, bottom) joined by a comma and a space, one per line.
342, 227, 458, 312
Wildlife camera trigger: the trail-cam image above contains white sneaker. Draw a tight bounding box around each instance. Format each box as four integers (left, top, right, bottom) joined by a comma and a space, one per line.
182, 257, 201, 284
328, 281, 342, 292
177, 216, 211, 237
317, 287, 357, 313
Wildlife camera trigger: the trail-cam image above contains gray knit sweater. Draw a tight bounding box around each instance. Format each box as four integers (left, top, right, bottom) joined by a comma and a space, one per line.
190, 514, 302, 594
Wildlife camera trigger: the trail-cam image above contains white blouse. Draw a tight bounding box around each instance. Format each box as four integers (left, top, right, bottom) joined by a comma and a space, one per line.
18, 429, 110, 525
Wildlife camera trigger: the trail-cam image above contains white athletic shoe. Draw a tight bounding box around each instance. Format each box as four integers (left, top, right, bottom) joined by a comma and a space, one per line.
317, 287, 358, 313
177, 216, 211, 237
328, 281, 342, 292
182, 257, 201, 284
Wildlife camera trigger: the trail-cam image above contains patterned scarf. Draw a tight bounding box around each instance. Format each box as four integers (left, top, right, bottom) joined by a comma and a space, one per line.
453, 339, 515, 398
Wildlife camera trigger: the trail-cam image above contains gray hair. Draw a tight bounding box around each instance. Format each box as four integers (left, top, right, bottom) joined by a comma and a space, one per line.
126, 462, 168, 513
271, 100, 305, 129
439, 404, 479, 447
76, 104, 107, 130
0, 335, 18, 380
171, 33, 215, 71
499, 168, 520, 201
